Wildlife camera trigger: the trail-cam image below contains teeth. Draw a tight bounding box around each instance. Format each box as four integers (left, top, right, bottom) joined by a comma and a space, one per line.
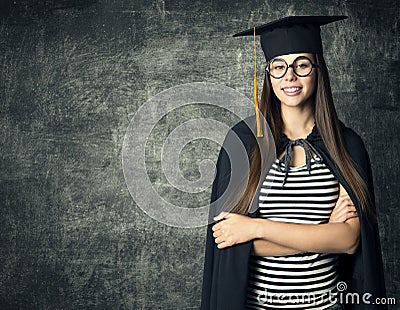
284, 87, 300, 93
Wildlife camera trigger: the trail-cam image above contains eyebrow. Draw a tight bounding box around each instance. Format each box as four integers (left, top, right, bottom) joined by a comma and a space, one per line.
271, 54, 315, 62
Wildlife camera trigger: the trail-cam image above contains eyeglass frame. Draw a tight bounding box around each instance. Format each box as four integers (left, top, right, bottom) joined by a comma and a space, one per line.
265, 56, 319, 79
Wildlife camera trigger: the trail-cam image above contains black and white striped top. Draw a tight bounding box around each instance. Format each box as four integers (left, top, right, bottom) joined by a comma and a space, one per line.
246, 154, 340, 309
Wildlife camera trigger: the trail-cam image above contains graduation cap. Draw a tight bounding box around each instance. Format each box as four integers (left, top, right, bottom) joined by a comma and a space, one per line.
233, 16, 347, 137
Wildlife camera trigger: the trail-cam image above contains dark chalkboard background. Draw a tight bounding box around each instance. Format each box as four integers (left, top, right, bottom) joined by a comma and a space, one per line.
0, 0, 398, 309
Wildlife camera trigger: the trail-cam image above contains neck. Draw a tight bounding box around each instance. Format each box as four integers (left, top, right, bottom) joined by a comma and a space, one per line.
281, 103, 315, 140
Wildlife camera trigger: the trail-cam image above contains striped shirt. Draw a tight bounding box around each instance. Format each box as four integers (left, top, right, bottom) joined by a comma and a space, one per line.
246, 154, 340, 309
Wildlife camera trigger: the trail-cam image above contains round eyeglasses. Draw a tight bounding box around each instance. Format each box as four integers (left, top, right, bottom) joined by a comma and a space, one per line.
265, 56, 319, 79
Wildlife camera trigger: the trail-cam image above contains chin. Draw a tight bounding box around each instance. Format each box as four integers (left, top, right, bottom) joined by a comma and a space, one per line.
280, 99, 307, 108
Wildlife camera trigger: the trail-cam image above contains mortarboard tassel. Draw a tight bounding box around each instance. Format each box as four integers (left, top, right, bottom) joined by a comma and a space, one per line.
253, 26, 263, 138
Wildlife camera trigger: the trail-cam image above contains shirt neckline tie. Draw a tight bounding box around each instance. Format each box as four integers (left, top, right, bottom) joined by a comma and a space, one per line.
277, 138, 324, 187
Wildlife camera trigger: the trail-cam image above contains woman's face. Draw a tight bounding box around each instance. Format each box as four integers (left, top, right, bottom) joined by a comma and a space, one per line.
268, 53, 317, 109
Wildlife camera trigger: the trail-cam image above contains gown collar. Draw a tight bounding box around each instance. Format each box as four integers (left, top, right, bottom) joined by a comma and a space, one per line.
277, 123, 324, 187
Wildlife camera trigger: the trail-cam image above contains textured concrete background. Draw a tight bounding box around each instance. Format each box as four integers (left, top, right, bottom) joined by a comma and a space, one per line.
0, 0, 398, 309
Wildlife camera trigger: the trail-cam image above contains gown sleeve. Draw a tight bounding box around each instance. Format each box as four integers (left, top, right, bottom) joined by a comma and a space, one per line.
200, 120, 257, 310
200, 144, 229, 310
340, 126, 387, 309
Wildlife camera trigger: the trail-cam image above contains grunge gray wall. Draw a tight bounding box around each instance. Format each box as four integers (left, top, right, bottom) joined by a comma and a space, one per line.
0, 0, 398, 309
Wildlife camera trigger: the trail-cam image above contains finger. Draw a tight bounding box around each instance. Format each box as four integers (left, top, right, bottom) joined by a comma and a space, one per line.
214, 212, 229, 222
217, 241, 229, 249
344, 197, 355, 206
212, 223, 221, 232
334, 197, 353, 212
344, 207, 358, 217
213, 231, 222, 238
337, 208, 354, 219
342, 197, 353, 205
346, 205, 356, 212
345, 211, 359, 221
330, 214, 346, 223
334, 202, 355, 216
332, 208, 358, 223
339, 191, 350, 197
330, 208, 351, 223
335, 201, 355, 213
333, 196, 348, 209
223, 213, 236, 219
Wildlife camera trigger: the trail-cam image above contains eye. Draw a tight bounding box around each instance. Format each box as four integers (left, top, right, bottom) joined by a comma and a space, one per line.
293, 57, 312, 70
270, 59, 286, 71
274, 65, 285, 70
296, 62, 310, 69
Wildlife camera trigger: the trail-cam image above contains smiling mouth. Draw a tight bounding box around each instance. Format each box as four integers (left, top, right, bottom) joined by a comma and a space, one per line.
282, 87, 302, 95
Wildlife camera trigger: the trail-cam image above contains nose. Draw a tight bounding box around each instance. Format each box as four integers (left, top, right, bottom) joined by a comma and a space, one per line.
284, 65, 297, 81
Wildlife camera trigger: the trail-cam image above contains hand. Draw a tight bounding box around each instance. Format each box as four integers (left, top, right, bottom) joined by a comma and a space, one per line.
212, 212, 258, 249
329, 194, 358, 223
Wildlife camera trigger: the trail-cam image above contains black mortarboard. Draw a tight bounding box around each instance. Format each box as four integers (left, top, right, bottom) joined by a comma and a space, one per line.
233, 15, 347, 61
232, 16, 347, 138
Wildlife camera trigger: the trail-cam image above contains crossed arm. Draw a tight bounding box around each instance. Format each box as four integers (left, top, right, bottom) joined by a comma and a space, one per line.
212, 185, 360, 256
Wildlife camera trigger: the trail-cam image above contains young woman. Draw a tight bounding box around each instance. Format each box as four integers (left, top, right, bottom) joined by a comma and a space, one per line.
201, 16, 386, 310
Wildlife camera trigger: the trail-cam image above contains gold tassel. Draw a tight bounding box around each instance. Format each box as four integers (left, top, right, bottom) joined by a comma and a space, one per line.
253, 27, 263, 137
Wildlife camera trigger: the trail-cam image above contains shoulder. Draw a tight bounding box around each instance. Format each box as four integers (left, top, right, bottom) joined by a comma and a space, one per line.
223, 116, 257, 151
340, 121, 365, 148
214, 117, 257, 170
339, 121, 371, 178
230, 116, 257, 140
339, 121, 368, 158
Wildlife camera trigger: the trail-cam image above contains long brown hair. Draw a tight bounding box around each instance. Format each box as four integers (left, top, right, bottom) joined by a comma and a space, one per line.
231, 53, 376, 223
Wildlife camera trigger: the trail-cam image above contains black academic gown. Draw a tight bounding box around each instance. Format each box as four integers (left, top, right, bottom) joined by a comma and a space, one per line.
201, 117, 387, 310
